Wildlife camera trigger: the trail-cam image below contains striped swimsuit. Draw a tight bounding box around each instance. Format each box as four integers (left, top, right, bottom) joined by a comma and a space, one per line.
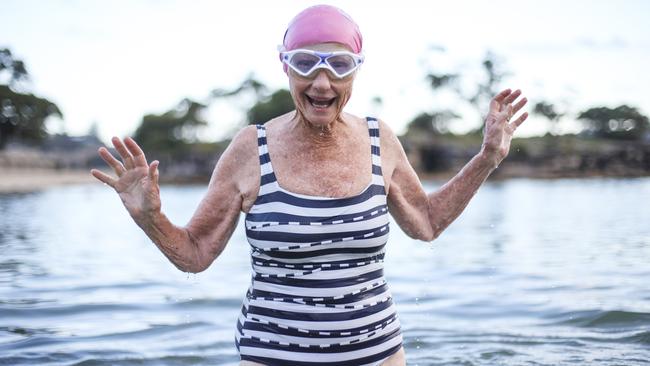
236, 117, 403, 365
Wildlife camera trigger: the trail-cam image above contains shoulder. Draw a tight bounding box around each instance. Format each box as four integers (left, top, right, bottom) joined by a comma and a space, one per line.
217, 125, 259, 177
258, 111, 295, 133
226, 124, 259, 153
375, 118, 406, 160
372, 117, 414, 193
209, 125, 260, 205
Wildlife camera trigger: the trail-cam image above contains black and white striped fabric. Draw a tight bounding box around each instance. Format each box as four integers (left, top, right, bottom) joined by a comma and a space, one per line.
236, 117, 403, 365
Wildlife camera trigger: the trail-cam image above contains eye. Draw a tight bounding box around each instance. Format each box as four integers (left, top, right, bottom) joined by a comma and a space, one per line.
290, 53, 320, 73
328, 55, 354, 73
297, 60, 316, 68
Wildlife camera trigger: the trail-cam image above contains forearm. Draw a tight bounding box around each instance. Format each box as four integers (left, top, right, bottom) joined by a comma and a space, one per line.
426, 149, 497, 238
135, 211, 203, 273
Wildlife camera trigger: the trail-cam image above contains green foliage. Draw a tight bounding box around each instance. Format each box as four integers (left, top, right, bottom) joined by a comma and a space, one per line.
533, 101, 566, 135
210, 75, 294, 126
423, 51, 509, 133
534, 101, 562, 121
0, 49, 28, 86
133, 98, 208, 155
406, 110, 460, 135
212, 75, 267, 99
468, 52, 509, 120
577, 105, 649, 140
0, 48, 62, 148
426, 73, 458, 90
247, 89, 294, 125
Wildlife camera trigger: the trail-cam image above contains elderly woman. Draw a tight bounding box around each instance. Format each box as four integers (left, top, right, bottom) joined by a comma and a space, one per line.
91, 4, 528, 366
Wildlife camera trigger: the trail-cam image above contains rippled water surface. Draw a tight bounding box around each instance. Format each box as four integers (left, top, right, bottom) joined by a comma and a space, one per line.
1, 178, 649, 365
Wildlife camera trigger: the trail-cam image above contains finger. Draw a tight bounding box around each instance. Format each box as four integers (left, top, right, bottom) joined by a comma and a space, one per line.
148, 160, 159, 186
489, 88, 512, 112
512, 97, 528, 115
124, 137, 148, 167
90, 168, 116, 187
511, 112, 529, 128
503, 89, 521, 105
112, 137, 135, 169
98, 147, 126, 176
494, 88, 512, 102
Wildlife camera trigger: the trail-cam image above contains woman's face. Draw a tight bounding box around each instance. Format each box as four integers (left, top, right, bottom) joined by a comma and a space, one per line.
287, 43, 357, 128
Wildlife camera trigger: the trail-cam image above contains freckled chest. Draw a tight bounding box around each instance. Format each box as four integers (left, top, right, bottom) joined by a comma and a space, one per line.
267, 126, 372, 198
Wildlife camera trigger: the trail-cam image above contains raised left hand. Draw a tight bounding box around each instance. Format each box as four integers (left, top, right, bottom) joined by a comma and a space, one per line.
481, 88, 528, 167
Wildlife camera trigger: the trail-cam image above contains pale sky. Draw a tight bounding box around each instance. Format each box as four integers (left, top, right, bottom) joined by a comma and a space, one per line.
2, 0, 649, 142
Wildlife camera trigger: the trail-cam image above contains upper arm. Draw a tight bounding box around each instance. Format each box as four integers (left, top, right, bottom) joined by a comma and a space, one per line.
379, 120, 435, 241
185, 125, 259, 265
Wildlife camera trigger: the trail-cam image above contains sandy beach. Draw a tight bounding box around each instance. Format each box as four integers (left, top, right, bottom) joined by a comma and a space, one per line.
0, 168, 97, 194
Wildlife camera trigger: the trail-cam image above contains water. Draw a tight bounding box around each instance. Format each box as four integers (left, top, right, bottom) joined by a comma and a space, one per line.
1, 178, 649, 365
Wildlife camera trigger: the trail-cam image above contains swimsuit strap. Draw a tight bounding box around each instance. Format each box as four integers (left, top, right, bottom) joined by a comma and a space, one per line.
366, 117, 383, 178
255, 124, 277, 187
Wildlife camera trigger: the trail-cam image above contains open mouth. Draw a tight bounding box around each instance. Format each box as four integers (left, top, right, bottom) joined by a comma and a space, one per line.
306, 95, 336, 109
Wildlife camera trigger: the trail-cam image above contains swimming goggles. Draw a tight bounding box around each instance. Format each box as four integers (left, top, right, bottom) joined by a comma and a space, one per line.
280, 49, 364, 79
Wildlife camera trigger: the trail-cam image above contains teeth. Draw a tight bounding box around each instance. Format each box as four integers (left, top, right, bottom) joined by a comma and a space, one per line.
309, 97, 333, 108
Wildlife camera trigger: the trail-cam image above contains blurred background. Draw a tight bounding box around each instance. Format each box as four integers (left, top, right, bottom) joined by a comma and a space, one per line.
1, 1, 649, 365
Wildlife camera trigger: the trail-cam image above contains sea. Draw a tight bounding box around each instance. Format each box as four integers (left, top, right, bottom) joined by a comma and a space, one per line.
1, 178, 649, 365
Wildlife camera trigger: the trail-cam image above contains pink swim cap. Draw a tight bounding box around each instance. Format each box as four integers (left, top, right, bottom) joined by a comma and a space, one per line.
282, 4, 363, 54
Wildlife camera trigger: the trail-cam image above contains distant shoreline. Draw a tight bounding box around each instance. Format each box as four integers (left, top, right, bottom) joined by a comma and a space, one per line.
0, 168, 96, 194
1, 166, 648, 195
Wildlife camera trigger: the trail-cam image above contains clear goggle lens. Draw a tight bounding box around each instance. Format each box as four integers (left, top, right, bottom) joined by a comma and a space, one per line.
281, 49, 364, 78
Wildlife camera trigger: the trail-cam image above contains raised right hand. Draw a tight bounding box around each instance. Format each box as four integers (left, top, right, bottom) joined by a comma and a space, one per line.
91, 137, 161, 222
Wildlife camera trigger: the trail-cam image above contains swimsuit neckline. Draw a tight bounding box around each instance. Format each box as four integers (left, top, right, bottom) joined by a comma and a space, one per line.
274, 180, 374, 201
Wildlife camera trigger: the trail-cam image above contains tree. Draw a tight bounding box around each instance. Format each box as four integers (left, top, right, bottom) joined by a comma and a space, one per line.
0, 48, 62, 148
406, 110, 460, 135
247, 89, 294, 125
211, 75, 294, 127
577, 105, 649, 140
211, 74, 267, 100
424, 51, 509, 133
468, 52, 508, 114
133, 98, 208, 156
426, 73, 458, 90
533, 101, 565, 135
0, 48, 28, 87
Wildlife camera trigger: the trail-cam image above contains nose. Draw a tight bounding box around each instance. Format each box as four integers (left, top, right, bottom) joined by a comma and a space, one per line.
311, 69, 332, 90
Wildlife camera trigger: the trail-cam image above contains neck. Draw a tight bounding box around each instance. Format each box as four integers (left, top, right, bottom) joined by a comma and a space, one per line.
289, 112, 348, 146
